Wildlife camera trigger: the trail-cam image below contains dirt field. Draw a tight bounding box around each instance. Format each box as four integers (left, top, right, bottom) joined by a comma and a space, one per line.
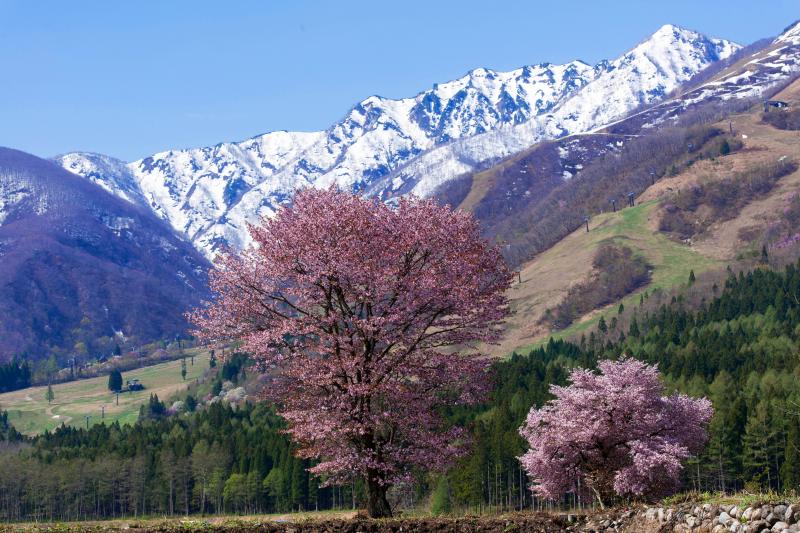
0, 511, 575, 532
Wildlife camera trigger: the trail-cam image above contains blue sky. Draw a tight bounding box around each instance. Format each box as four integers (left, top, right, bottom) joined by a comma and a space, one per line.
0, 0, 797, 161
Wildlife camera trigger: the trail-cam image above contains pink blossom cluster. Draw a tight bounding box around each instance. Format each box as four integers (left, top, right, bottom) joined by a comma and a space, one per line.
519, 358, 712, 504
192, 187, 512, 487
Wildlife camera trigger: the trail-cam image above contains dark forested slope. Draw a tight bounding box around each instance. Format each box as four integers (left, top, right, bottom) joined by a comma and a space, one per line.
0, 148, 210, 361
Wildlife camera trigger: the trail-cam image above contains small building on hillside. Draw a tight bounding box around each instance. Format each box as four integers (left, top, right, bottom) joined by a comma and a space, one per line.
764, 100, 790, 112
126, 378, 144, 391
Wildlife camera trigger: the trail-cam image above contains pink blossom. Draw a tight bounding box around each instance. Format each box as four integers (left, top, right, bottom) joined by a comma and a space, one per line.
191, 187, 512, 516
519, 358, 712, 506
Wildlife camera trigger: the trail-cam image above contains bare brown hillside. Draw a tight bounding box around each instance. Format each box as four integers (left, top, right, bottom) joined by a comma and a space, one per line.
485, 78, 800, 357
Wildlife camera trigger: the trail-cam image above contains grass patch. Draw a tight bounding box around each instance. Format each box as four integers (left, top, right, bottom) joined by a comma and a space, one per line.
0, 350, 210, 435
510, 201, 719, 355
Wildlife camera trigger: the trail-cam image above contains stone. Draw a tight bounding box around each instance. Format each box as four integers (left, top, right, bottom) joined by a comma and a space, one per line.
744, 508, 755, 521
773, 521, 789, 529
768, 513, 779, 526
753, 509, 764, 521
732, 507, 741, 519
686, 515, 697, 528
785, 505, 797, 523
720, 512, 733, 526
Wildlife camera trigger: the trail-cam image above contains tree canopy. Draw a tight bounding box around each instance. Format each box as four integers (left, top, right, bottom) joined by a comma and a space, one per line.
519, 358, 712, 506
192, 188, 512, 517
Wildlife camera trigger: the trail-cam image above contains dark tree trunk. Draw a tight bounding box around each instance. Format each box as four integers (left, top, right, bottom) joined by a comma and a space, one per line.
365, 471, 392, 518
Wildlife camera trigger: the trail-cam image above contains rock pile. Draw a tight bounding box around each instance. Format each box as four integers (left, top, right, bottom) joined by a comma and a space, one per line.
641, 502, 800, 533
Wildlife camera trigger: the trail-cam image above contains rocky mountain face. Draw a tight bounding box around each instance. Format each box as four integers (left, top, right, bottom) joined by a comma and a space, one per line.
0, 148, 209, 359
55, 25, 739, 258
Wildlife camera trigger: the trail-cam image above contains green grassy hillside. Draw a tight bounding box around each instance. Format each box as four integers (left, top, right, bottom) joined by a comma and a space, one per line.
0, 350, 210, 435
494, 200, 720, 357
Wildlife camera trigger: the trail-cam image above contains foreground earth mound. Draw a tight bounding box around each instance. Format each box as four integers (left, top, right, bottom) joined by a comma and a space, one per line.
5, 500, 800, 532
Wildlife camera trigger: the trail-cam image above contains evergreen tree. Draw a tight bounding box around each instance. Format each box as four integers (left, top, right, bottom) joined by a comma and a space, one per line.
781, 417, 800, 492
185, 395, 197, 412
742, 400, 772, 489
629, 317, 640, 338
430, 476, 452, 516
45, 383, 54, 404
108, 369, 123, 392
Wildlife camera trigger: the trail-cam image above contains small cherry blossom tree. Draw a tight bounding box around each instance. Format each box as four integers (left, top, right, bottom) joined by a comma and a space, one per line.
519, 358, 712, 507
192, 188, 512, 517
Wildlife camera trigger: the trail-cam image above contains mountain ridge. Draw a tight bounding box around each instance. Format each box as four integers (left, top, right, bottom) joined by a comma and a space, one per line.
0, 147, 210, 359
55, 24, 739, 258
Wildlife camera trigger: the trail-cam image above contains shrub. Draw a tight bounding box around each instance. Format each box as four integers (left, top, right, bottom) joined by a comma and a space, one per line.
659, 159, 798, 240
546, 243, 651, 329
761, 108, 800, 131
430, 476, 452, 516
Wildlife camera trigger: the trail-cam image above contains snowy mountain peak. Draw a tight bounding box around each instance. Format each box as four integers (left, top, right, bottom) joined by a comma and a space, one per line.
626, 23, 738, 67
57, 23, 740, 259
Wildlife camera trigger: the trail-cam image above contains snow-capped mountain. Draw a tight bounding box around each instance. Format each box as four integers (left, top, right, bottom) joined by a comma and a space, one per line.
601, 19, 800, 135
57, 24, 739, 258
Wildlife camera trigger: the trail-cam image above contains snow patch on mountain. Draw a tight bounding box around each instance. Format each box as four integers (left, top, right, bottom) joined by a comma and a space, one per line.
57, 24, 740, 258
53, 152, 145, 206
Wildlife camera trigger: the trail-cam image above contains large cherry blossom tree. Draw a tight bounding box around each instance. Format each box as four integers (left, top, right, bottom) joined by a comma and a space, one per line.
519, 358, 713, 507
192, 188, 512, 517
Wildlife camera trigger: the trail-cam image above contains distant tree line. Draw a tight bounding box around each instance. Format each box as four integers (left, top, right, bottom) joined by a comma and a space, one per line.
0, 403, 338, 522
0, 411, 23, 443
3, 261, 800, 517
0, 360, 31, 393
443, 260, 800, 512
